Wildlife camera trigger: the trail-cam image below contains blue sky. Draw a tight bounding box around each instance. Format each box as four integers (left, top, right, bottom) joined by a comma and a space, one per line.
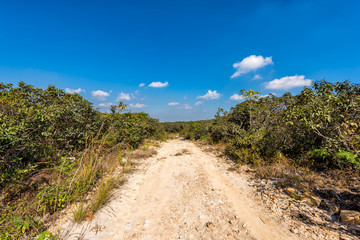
1, 0, 360, 121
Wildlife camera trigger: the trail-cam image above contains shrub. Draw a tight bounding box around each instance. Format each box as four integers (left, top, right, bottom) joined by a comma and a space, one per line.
0, 81, 165, 238
163, 80, 360, 170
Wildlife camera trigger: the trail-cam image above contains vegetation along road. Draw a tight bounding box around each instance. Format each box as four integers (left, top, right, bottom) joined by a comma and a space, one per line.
2, 81, 359, 239
54, 139, 304, 240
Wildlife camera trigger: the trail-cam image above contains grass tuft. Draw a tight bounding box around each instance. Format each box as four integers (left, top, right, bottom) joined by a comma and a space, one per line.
127, 148, 157, 160
174, 149, 190, 156
72, 202, 89, 223
90, 177, 116, 214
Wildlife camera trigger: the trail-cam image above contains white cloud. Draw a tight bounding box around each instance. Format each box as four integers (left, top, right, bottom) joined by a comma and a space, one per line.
177, 104, 192, 110
184, 104, 192, 110
197, 90, 221, 100
116, 92, 131, 101
265, 75, 312, 90
259, 93, 276, 98
149, 81, 168, 88
168, 102, 179, 106
231, 55, 273, 78
139, 83, 145, 87
92, 90, 110, 101
194, 101, 204, 106
230, 94, 246, 101
230, 93, 275, 101
253, 74, 262, 80
130, 103, 148, 109
65, 88, 84, 94
98, 102, 113, 108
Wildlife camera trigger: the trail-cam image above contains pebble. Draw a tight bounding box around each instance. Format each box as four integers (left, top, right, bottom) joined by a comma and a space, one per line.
124, 224, 132, 231
144, 219, 150, 228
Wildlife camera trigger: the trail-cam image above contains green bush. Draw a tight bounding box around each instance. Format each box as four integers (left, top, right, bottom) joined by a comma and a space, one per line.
163, 80, 360, 170
336, 151, 360, 168
0, 81, 165, 238
0, 82, 102, 187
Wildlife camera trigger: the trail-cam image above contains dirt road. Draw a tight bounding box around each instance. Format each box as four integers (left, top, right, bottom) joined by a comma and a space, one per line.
57, 139, 296, 240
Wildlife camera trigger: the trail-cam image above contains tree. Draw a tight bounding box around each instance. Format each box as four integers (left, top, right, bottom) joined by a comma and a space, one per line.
239, 89, 261, 129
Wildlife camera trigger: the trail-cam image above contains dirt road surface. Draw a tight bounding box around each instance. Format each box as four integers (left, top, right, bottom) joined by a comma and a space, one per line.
56, 139, 297, 240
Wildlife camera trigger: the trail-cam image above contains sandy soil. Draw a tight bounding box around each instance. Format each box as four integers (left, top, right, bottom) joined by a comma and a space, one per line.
55, 139, 298, 240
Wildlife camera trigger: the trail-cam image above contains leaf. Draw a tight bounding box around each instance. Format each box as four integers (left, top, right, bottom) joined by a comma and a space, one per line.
37, 231, 51, 240
22, 221, 29, 233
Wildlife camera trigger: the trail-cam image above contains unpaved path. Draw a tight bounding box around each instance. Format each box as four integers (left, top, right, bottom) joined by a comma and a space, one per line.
56, 139, 297, 240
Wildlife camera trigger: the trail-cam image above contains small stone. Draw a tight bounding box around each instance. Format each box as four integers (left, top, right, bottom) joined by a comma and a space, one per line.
205, 221, 214, 228
300, 192, 321, 207
246, 168, 256, 172
124, 224, 132, 231
348, 224, 360, 232
340, 210, 360, 225
144, 219, 150, 228
242, 223, 246, 227
319, 199, 339, 214
286, 188, 299, 199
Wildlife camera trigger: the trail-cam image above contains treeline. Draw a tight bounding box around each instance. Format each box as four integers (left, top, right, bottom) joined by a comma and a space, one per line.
163, 120, 213, 140
164, 80, 360, 170
0, 81, 164, 188
0, 82, 164, 239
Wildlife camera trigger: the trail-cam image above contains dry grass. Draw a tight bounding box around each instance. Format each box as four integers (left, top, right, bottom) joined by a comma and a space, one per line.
152, 142, 161, 148
90, 177, 116, 214
1, 125, 160, 238
254, 156, 360, 194
65, 136, 128, 224
174, 149, 190, 156
141, 139, 161, 149
72, 202, 89, 223
122, 165, 133, 174
67, 139, 151, 224
67, 140, 158, 225
127, 148, 157, 160
167, 133, 179, 139
256, 163, 290, 179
